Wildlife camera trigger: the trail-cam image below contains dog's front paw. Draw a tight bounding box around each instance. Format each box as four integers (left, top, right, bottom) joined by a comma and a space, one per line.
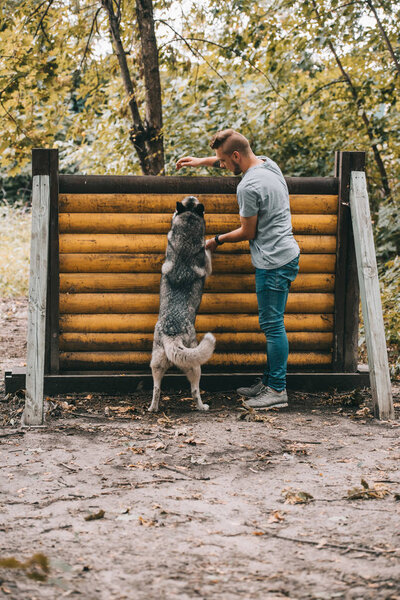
198, 403, 209, 411
148, 405, 159, 413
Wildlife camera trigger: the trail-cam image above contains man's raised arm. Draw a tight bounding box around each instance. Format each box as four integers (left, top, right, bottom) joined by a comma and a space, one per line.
176, 156, 220, 170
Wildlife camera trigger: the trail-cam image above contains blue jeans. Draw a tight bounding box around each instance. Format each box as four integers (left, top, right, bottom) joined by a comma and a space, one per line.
255, 255, 300, 392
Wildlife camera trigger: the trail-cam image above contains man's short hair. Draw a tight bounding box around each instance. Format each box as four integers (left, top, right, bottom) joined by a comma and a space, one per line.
210, 129, 251, 156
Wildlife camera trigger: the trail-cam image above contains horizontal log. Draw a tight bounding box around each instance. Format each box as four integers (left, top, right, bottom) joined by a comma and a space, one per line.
59, 233, 336, 255
59, 212, 338, 235
60, 313, 334, 333
59, 193, 338, 215
59, 350, 333, 369
59, 253, 336, 274
59, 331, 333, 351
59, 174, 339, 196
59, 273, 335, 293
59, 292, 334, 314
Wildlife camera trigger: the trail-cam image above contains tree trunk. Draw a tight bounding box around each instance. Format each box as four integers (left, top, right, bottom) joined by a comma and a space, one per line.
101, 0, 164, 175
135, 0, 164, 175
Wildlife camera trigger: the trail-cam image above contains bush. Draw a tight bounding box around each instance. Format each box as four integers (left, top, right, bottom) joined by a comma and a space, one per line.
0, 202, 31, 297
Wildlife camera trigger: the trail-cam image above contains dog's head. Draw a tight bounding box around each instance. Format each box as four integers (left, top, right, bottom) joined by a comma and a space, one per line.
174, 196, 205, 219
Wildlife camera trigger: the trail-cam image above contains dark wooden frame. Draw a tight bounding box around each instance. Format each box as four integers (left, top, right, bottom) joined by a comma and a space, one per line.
333, 151, 366, 372
5, 150, 370, 395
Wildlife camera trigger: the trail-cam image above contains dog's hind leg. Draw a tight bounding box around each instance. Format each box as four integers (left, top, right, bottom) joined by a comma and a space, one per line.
149, 350, 169, 413
184, 365, 209, 411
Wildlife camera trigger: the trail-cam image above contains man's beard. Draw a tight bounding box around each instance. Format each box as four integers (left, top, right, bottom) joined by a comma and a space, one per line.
233, 165, 242, 175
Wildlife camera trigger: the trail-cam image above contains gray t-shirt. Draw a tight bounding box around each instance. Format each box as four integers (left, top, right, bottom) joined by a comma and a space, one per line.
237, 156, 300, 270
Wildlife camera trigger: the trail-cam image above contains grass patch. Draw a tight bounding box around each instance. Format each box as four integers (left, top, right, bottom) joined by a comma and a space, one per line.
0, 203, 31, 297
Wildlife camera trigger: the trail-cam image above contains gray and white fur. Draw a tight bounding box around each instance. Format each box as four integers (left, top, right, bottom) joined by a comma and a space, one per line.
149, 196, 215, 412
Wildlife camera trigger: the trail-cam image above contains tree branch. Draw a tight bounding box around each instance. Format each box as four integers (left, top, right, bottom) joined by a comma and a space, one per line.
277, 78, 347, 127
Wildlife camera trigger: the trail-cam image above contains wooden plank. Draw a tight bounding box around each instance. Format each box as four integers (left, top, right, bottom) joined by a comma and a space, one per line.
59, 174, 338, 195
333, 151, 366, 372
59, 313, 334, 333
350, 171, 393, 419
48, 149, 59, 373
59, 212, 338, 234
59, 193, 338, 215
5, 368, 370, 395
343, 154, 365, 371
59, 253, 336, 274
23, 175, 50, 426
59, 331, 333, 351
59, 272, 335, 293
59, 350, 332, 369
58, 233, 336, 255
59, 292, 334, 315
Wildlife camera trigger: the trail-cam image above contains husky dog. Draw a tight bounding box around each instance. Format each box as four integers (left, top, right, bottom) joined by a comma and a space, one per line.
149, 196, 216, 412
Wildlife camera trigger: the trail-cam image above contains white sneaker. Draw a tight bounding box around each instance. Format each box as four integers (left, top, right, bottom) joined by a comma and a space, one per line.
244, 387, 288, 410
237, 378, 266, 398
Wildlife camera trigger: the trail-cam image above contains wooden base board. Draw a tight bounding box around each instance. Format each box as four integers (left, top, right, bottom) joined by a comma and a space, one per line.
5, 367, 370, 395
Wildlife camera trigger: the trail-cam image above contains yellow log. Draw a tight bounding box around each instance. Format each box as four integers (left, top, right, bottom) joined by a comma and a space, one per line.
59, 233, 336, 255
59, 331, 333, 351
59, 212, 338, 235
60, 313, 334, 333
59, 350, 332, 369
59, 193, 338, 215
59, 253, 336, 274
59, 292, 334, 314
59, 272, 335, 293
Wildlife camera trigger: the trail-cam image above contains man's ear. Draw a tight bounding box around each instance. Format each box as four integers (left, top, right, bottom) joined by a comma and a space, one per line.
194, 203, 205, 218
176, 201, 185, 214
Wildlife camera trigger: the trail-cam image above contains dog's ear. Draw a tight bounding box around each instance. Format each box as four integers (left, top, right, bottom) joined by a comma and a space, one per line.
176, 201, 185, 214
194, 203, 205, 218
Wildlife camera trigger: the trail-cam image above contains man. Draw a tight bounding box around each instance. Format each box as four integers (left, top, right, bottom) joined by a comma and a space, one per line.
176, 129, 300, 410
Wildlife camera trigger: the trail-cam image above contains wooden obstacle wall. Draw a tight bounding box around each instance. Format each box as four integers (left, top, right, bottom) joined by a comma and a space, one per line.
33, 149, 366, 378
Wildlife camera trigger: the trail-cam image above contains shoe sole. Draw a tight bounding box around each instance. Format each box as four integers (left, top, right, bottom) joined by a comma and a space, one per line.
245, 402, 288, 410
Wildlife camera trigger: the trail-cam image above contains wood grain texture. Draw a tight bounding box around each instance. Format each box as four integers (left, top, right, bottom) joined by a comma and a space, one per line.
59, 253, 336, 274
59, 331, 333, 351
59, 350, 333, 369
59, 212, 338, 235
59, 272, 335, 293
59, 313, 334, 333
59, 292, 335, 314
59, 233, 336, 254
350, 172, 393, 419
59, 193, 338, 214
24, 175, 50, 426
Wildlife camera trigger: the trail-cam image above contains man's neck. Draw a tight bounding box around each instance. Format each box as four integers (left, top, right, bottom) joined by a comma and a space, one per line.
241, 152, 264, 174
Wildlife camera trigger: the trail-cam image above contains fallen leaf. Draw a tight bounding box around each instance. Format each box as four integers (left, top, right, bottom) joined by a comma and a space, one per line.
282, 488, 314, 504
84, 510, 105, 521
268, 511, 285, 523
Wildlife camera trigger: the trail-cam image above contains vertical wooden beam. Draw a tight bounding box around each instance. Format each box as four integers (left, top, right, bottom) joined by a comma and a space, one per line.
48, 150, 60, 373
23, 175, 50, 425
349, 172, 393, 419
32, 149, 60, 373
334, 151, 366, 372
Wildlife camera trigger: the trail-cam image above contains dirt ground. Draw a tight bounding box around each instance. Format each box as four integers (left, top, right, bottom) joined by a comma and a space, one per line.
1, 297, 400, 600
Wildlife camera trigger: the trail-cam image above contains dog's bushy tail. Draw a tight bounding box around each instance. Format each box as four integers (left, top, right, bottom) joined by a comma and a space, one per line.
163, 333, 216, 369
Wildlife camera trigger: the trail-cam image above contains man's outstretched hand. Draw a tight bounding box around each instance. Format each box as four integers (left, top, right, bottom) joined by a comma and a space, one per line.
206, 238, 218, 252
176, 156, 202, 170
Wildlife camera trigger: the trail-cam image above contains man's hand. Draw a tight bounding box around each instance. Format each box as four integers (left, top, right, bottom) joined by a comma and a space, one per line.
176, 156, 203, 170
206, 238, 218, 252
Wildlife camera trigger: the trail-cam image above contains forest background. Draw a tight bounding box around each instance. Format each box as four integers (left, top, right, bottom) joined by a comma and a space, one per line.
0, 0, 399, 375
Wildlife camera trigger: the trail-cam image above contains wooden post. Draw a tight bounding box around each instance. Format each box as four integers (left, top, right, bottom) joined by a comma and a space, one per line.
334, 151, 366, 372
23, 175, 50, 425
350, 172, 394, 419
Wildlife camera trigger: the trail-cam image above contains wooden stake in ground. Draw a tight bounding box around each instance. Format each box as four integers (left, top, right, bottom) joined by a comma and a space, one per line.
349, 172, 394, 420
23, 175, 50, 426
